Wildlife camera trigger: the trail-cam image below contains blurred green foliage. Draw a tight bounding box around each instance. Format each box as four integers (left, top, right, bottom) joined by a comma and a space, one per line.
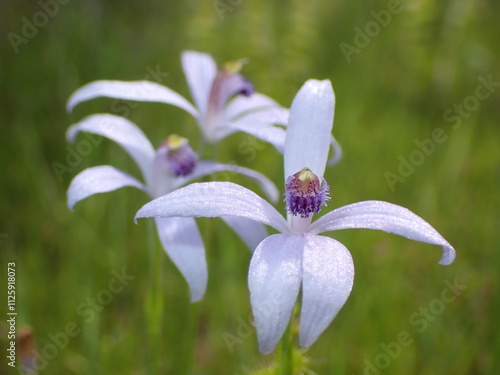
1, 0, 499, 374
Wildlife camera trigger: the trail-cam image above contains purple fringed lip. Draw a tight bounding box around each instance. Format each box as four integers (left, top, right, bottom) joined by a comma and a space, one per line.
236, 75, 254, 97
163, 135, 198, 177
284, 167, 330, 218
205, 60, 255, 123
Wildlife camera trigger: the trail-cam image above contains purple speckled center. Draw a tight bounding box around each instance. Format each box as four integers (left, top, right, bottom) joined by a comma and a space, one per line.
284, 169, 330, 218
167, 143, 198, 177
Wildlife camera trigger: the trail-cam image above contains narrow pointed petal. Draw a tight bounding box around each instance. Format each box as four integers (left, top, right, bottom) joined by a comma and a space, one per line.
67, 165, 146, 210
309, 200, 456, 265
284, 79, 335, 180
173, 161, 279, 203
248, 234, 304, 354
67, 114, 156, 186
221, 216, 268, 252
327, 135, 343, 166
155, 217, 207, 302
235, 105, 289, 126
181, 51, 217, 116
299, 234, 354, 348
213, 119, 286, 154
224, 93, 288, 122
135, 182, 289, 234
66, 80, 198, 117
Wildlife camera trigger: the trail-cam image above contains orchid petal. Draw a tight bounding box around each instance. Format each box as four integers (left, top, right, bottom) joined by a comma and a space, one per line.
224, 93, 287, 122
135, 182, 289, 233
279, 112, 340, 164
213, 118, 287, 154
181, 51, 217, 116
235, 105, 289, 126
309, 200, 456, 265
284, 79, 335, 180
299, 234, 354, 348
173, 161, 279, 203
221, 216, 268, 252
327, 135, 343, 166
155, 217, 207, 302
248, 234, 304, 354
67, 114, 156, 187
66, 80, 198, 117
67, 165, 146, 210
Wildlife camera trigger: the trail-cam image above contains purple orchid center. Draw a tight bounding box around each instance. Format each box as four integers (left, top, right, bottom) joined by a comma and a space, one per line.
205, 59, 255, 128
214, 59, 255, 99
163, 135, 198, 176
284, 167, 330, 218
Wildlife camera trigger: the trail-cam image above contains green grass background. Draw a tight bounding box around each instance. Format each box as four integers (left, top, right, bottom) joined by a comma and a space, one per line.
1, 0, 499, 373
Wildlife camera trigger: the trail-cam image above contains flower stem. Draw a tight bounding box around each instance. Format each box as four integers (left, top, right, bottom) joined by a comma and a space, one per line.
146, 220, 164, 375
278, 323, 294, 375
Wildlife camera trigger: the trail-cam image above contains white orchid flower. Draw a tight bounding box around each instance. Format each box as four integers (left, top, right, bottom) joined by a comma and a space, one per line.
135, 80, 456, 353
66, 50, 292, 153
66, 113, 278, 302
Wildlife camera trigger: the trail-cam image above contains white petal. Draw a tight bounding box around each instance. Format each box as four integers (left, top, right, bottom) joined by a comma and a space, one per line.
224, 93, 287, 121
248, 234, 304, 354
135, 182, 289, 233
67, 114, 156, 187
309, 200, 456, 265
181, 51, 217, 116
66, 80, 198, 117
155, 217, 207, 302
299, 234, 354, 348
237, 105, 290, 126
279, 111, 340, 165
284, 79, 335, 180
173, 161, 279, 203
327, 135, 343, 166
213, 119, 287, 154
221, 216, 268, 252
67, 165, 146, 210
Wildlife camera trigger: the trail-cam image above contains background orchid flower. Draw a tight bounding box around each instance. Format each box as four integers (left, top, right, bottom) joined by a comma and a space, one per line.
66, 50, 291, 153
135, 79, 456, 353
66, 113, 278, 302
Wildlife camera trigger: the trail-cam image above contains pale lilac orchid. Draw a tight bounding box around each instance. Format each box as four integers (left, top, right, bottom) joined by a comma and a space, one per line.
134, 80, 456, 353
66, 113, 277, 302
66, 50, 291, 153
